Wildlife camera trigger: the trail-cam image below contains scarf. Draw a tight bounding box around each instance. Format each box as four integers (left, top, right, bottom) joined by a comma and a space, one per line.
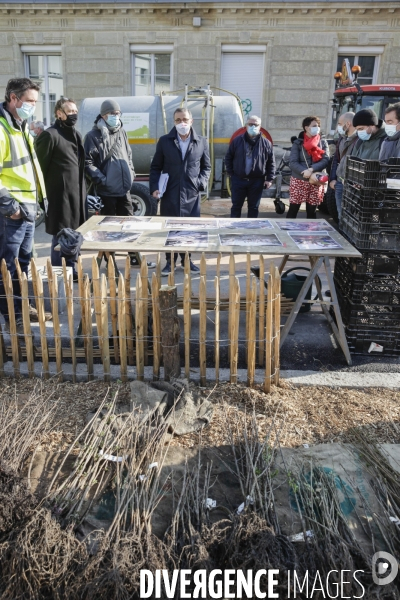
303, 133, 325, 162
96, 116, 121, 153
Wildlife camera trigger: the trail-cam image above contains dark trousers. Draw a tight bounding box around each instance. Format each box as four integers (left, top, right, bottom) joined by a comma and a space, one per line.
0, 214, 34, 320
287, 203, 317, 219
100, 193, 133, 216
230, 175, 265, 218
165, 252, 191, 264
51, 235, 78, 273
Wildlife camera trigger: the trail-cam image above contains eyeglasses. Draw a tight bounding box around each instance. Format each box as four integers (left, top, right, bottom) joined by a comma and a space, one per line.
248, 122, 260, 127
108, 111, 122, 117
16, 95, 36, 105
174, 118, 191, 124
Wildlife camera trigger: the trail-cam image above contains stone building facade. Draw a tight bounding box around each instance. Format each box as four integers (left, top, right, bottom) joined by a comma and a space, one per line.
0, 1, 399, 144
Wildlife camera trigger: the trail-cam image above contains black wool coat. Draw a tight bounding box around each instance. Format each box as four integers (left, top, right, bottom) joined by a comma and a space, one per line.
35, 119, 86, 235
149, 127, 211, 217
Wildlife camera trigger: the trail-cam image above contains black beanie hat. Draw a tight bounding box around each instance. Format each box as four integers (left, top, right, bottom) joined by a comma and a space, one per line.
352, 109, 379, 128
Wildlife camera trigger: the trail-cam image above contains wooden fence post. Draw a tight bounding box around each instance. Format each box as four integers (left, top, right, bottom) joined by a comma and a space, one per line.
264, 264, 274, 393
108, 258, 119, 364
199, 274, 207, 386
258, 254, 265, 366
32, 264, 49, 379
273, 266, 281, 386
183, 272, 191, 380
214, 275, 220, 383
118, 275, 128, 382
3, 265, 21, 376
230, 276, 240, 384
65, 271, 77, 383
84, 274, 93, 381
124, 256, 134, 366
135, 273, 144, 381
151, 272, 161, 381
140, 259, 149, 366
21, 273, 34, 378
101, 273, 110, 382
159, 284, 180, 382
50, 270, 63, 381
247, 276, 257, 388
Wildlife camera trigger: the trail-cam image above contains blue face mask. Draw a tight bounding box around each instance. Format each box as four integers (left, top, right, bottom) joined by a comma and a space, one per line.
16, 100, 35, 121
106, 114, 120, 128
310, 126, 320, 136
357, 129, 371, 141
247, 124, 260, 136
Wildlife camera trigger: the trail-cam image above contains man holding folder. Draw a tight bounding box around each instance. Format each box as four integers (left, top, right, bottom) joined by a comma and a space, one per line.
150, 107, 211, 276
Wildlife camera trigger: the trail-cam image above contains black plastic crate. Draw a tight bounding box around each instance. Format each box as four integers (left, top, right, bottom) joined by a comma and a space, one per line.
345, 327, 400, 357
345, 157, 400, 188
336, 288, 400, 329
334, 254, 400, 277
342, 181, 400, 212
334, 260, 400, 306
340, 208, 400, 252
341, 185, 400, 226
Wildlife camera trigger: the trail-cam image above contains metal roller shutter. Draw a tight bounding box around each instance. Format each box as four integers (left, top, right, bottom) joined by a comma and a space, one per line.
220, 53, 264, 118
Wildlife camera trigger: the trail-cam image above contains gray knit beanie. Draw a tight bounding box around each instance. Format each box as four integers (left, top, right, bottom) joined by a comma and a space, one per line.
100, 99, 121, 116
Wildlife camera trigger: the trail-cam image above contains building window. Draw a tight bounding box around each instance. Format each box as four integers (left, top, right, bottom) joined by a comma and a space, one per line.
22, 47, 63, 127
336, 47, 383, 87
130, 45, 173, 96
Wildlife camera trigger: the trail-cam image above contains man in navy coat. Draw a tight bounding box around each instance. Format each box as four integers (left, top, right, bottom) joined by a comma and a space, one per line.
150, 107, 211, 276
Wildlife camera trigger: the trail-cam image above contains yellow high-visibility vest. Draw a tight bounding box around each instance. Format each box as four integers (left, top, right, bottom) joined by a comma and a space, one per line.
0, 114, 46, 205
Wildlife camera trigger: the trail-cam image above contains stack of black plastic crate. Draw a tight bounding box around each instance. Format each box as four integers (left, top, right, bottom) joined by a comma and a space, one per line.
335, 156, 400, 356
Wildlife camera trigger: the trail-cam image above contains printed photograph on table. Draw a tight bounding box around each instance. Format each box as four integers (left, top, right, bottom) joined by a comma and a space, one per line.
122, 221, 162, 231
98, 216, 151, 226
165, 218, 218, 229
277, 220, 334, 232
219, 233, 283, 247
83, 231, 142, 243
218, 219, 273, 229
165, 230, 209, 247
289, 232, 343, 250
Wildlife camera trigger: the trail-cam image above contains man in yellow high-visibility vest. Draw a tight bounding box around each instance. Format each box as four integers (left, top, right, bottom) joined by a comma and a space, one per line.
0, 77, 48, 331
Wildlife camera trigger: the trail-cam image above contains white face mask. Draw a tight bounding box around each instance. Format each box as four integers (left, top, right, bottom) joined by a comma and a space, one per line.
337, 125, 345, 136
176, 122, 191, 135
309, 126, 320, 136
384, 123, 398, 137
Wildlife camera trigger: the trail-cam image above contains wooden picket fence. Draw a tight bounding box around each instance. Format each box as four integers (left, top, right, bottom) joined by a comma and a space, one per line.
0, 253, 283, 391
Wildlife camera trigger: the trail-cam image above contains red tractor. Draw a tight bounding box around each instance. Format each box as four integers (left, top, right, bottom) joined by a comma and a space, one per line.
323, 62, 400, 220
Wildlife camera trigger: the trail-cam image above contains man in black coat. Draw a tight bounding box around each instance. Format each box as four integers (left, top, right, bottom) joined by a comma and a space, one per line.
35, 97, 86, 279
149, 107, 211, 276
225, 115, 276, 218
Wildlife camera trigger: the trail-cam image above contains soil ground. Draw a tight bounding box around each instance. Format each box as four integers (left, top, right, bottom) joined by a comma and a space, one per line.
4, 377, 400, 451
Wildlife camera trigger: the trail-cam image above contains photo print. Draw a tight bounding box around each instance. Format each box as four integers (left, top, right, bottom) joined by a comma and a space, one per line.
289, 232, 343, 250
277, 220, 334, 232
218, 233, 283, 247
218, 219, 273, 230
165, 218, 218, 229
83, 231, 142, 243
165, 230, 209, 247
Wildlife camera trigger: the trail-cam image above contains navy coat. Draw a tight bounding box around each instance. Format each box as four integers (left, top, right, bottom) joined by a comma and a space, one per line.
149, 127, 211, 217
225, 132, 276, 181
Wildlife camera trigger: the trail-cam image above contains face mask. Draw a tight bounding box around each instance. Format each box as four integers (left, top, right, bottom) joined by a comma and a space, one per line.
106, 114, 120, 128
64, 113, 78, 127
176, 122, 191, 135
384, 123, 398, 137
16, 101, 35, 120
357, 129, 371, 141
247, 125, 260, 136
309, 126, 320, 136
29, 130, 37, 138
337, 125, 345, 136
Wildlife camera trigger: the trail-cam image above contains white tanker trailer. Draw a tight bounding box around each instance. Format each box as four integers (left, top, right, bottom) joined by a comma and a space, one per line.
77, 86, 244, 215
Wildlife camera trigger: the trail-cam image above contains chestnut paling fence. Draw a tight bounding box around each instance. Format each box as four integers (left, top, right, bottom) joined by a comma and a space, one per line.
0, 253, 284, 391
